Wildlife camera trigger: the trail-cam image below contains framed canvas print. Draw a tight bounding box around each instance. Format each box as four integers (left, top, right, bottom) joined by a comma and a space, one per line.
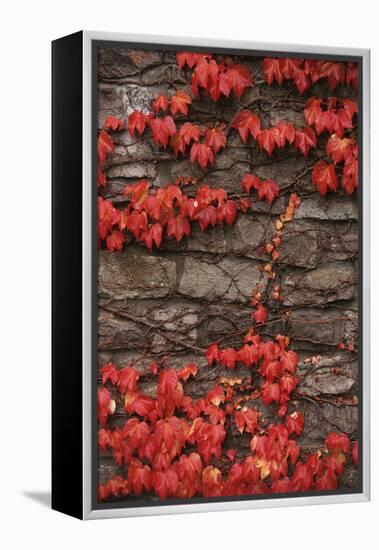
52, 31, 370, 520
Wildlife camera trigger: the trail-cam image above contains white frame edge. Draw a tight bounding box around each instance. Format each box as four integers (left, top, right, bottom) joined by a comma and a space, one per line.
82, 31, 370, 520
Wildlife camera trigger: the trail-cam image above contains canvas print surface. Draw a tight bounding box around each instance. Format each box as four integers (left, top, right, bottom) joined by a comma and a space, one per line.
96, 45, 360, 506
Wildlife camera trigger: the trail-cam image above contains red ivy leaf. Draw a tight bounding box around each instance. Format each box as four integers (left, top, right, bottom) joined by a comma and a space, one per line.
127, 458, 152, 495
123, 179, 150, 208
325, 63, 346, 91
178, 363, 198, 381
170, 90, 192, 116
166, 216, 191, 241
190, 142, 214, 169
285, 412, 304, 436
143, 223, 163, 251
97, 130, 115, 163
170, 132, 187, 156
253, 304, 268, 324
312, 161, 338, 196
153, 468, 179, 499
207, 385, 225, 406
294, 127, 317, 156
257, 179, 280, 205
219, 64, 252, 98
261, 381, 280, 405
304, 97, 323, 127
179, 122, 200, 145
100, 363, 119, 385
231, 110, 261, 143
118, 366, 140, 394
242, 173, 261, 193
217, 200, 237, 225
220, 347, 238, 369
256, 129, 276, 155
106, 230, 125, 252
242, 174, 279, 205
206, 343, 220, 365
194, 57, 219, 90
150, 116, 176, 148
273, 121, 295, 147
325, 432, 350, 454
262, 58, 283, 85
293, 69, 310, 94
104, 115, 125, 131
205, 127, 227, 154
128, 110, 148, 137
327, 135, 354, 164
176, 51, 201, 69
235, 407, 259, 434
237, 344, 260, 367
153, 95, 169, 114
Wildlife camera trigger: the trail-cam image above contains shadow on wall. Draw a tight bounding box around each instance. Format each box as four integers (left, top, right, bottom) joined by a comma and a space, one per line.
22, 491, 51, 508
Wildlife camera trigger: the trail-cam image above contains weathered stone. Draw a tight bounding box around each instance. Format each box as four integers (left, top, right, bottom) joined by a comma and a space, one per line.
299, 367, 355, 397
302, 401, 358, 441
98, 350, 208, 373
201, 163, 252, 195
98, 84, 125, 127
98, 460, 118, 485
196, 303, 253, 345
317, 225, 358, 262
288, 307, 346, 346
98, 309, 146, 350
98, 249, 176, 300
251, 155, 308, 187
110, 134, 172, 163
213, 147, 251, 169
321, 402, 358, 434
98, 48, 163, 80
282, 263, 355, 306
98, 294, 254, 351
178, 256, 263, 304
106, 161, 156, 179
164, 224, 229, 255
269, 109, 305, 127
339, 464, 359, 488
231, 215, 268, 258
123, 84, 168, 114
279, 223, 318, 268
295, 195, 358, 221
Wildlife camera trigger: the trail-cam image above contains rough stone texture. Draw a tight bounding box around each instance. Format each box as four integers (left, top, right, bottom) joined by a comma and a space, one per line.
178, 256, 263, 304
282, 263, 356, 306
97, 47, 359, 491
98, 248, 176, 299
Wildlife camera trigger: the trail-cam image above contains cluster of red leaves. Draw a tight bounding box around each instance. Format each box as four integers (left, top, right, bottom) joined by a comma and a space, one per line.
263, 58, 358, 94
98, 346, 357, 500
127, 109, 228, 169
98, 179, 250, 252
231, 110, 317, 157
242, 173, 280, 205
176, 52, 253, 101
305, 97, 358, 195
304, 97, 357, 138
206, 332, 299, 418
97, 53, 359, 503
98, 119, 116, 188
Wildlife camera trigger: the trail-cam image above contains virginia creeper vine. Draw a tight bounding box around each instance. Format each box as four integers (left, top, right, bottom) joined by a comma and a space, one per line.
97, 51, 358, 502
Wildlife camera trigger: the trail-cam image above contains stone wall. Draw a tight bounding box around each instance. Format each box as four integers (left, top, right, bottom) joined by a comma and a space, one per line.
97, 47, 359, 489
